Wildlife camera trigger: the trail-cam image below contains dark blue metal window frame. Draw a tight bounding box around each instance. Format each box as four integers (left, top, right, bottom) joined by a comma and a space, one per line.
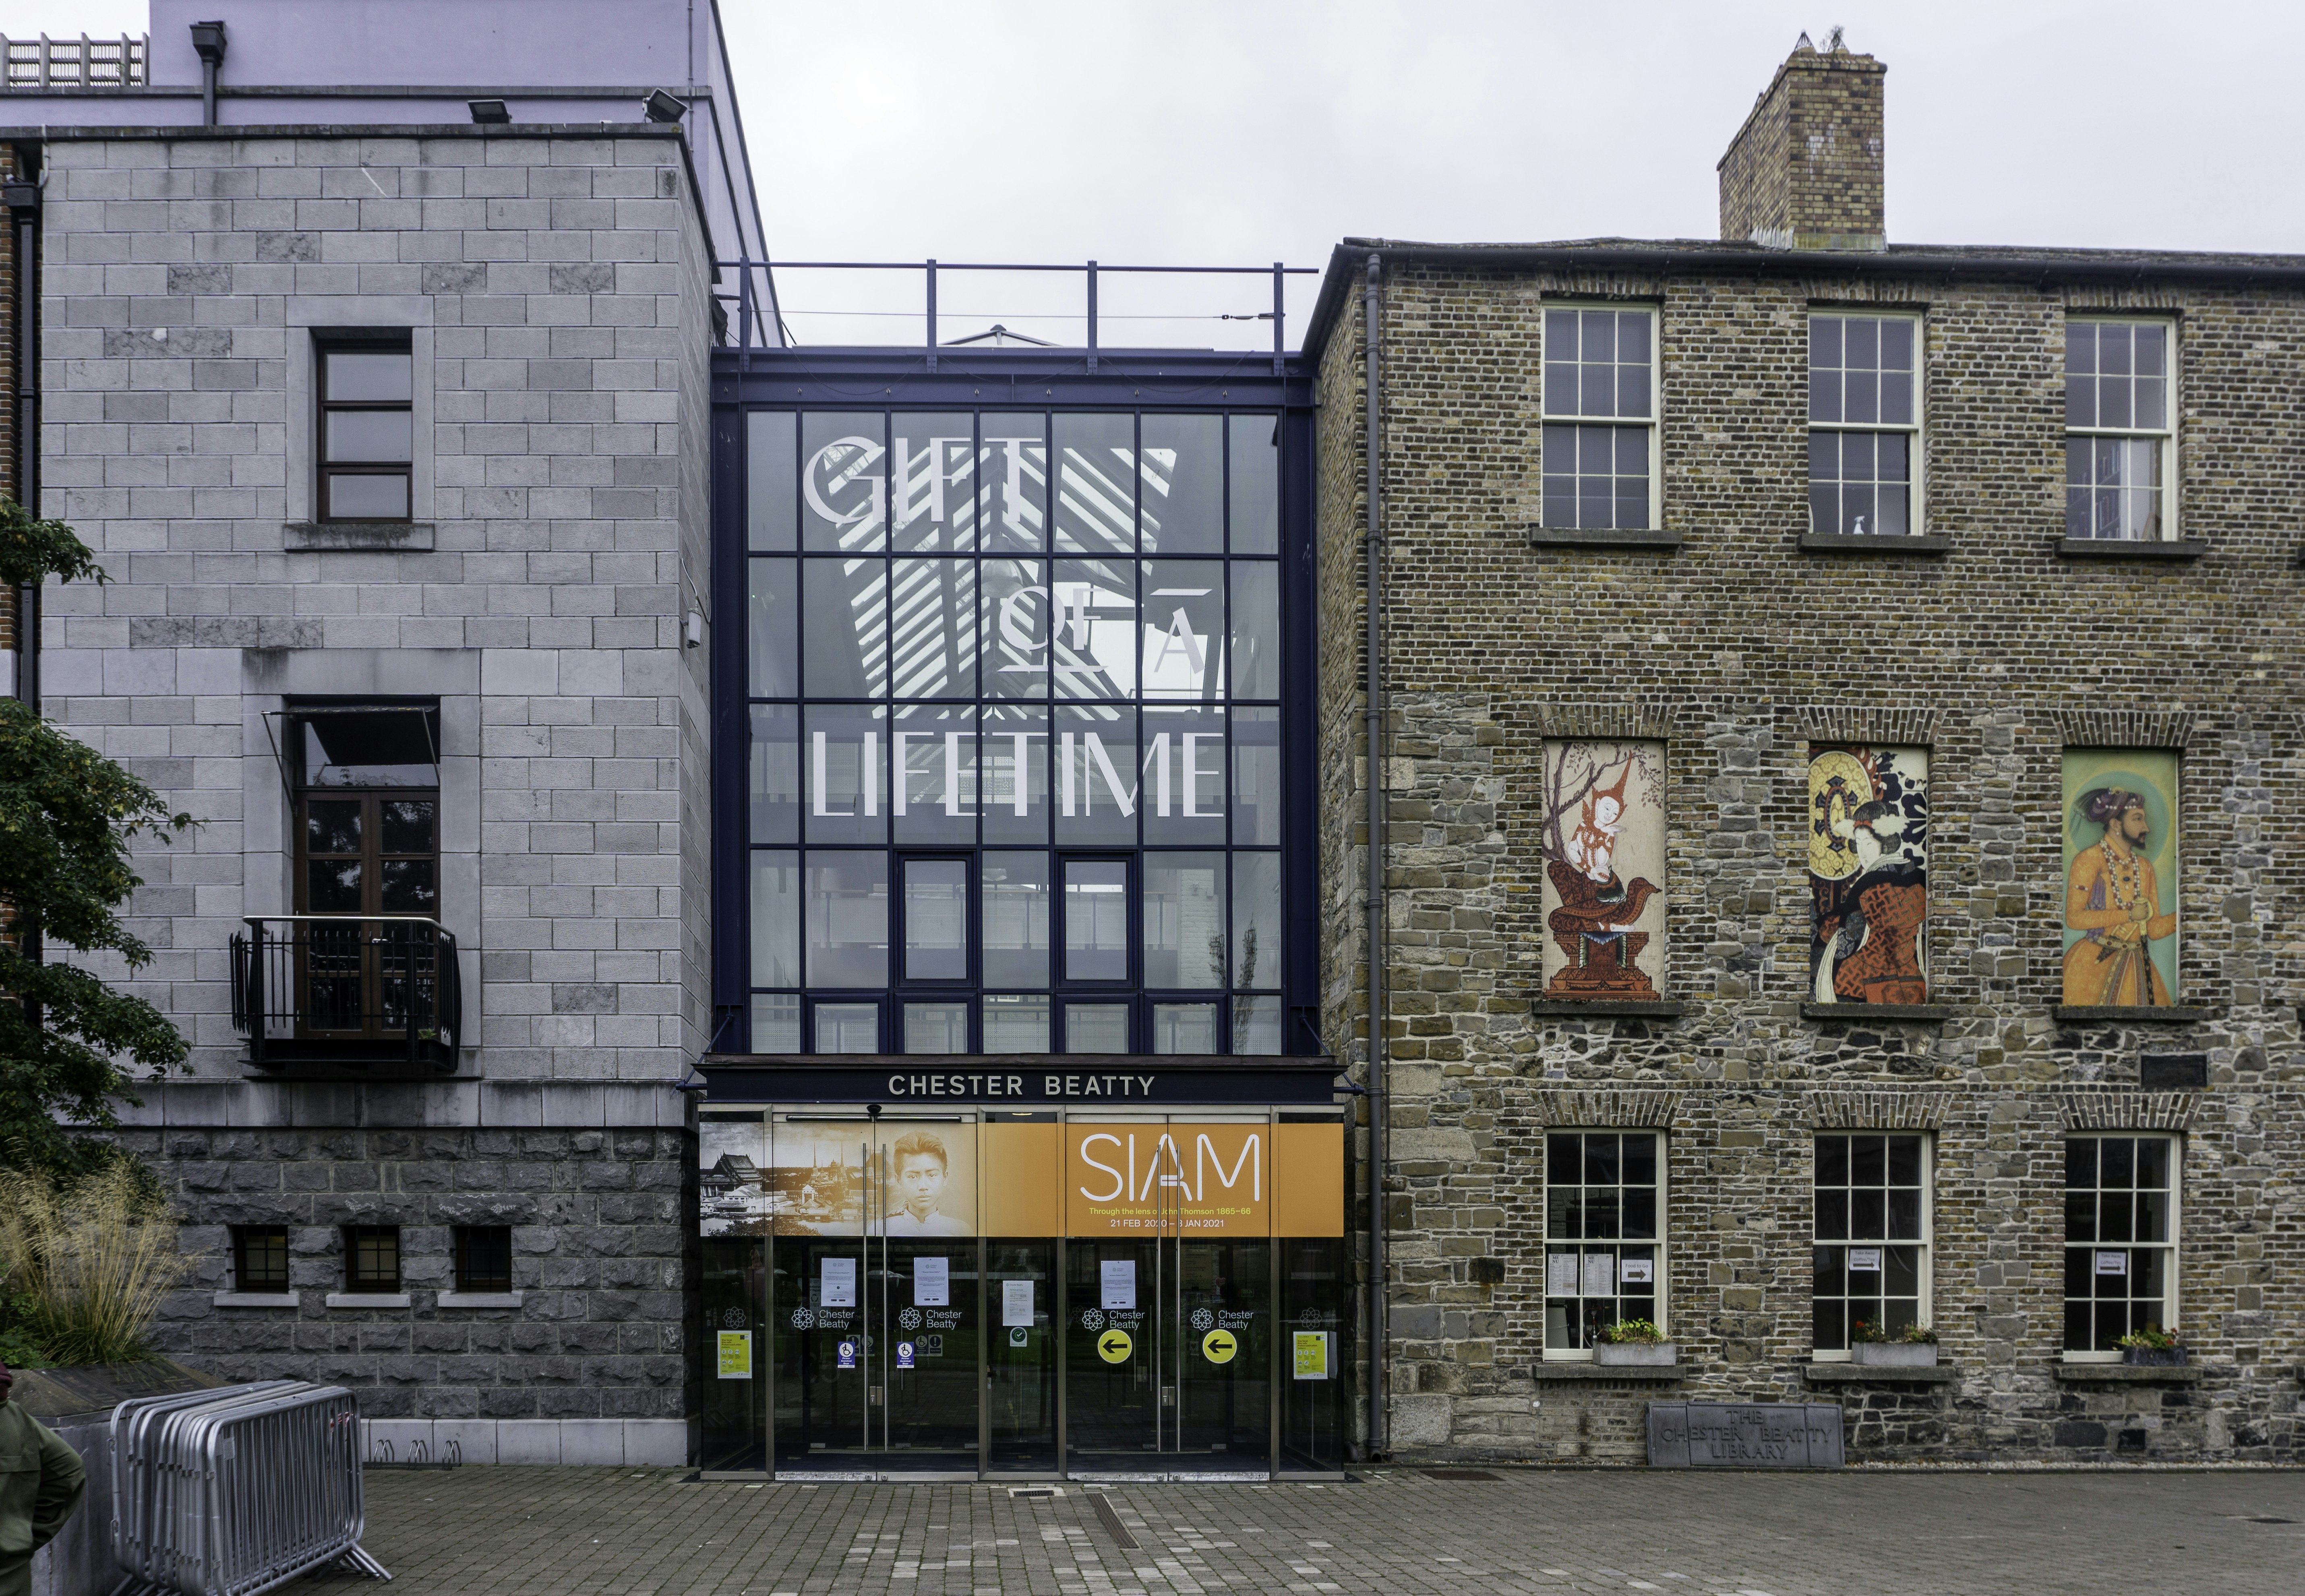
711, 347, 1317, 1057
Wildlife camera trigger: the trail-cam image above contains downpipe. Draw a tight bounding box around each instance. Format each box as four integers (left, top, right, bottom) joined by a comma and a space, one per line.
1362, 252, 1387, 1461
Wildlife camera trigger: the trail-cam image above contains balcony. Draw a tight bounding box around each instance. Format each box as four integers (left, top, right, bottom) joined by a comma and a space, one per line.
230, 916, 461, 1074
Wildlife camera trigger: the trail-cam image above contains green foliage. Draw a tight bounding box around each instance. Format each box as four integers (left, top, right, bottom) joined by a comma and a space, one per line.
1598, 1317, 1667, 1345
0, 498, 194, 1184
0, 1288, 58, 1369
2117, 1323, 2181, 1350
0, 1165, 193, 1365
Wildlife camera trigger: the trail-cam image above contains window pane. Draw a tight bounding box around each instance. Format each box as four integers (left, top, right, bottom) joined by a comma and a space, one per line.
801, 414, 886, 552
748, 558, 798, 698
981, 705, 1049, 844
326, 410, 412, 463
903, 1001, 969, 1053
1053, 413, 1136, 554
814, 1002, 880, 1053
306, 857, 362, 913
1817, 1135, 1848, 1186
981, 993, 1050, 1052
981, 558, 1050, 701
1064, 1003, 1130, 1054
1231, 707, 1281, 846
1230, 995, 1281, 1055
981, 414, 1047, 553
750, 850, 801, 987
1142, 852, 1225, 989
327, 472, 408, 520
805, 852, 888, 987
306, 798, 361, 856
1055, 707, 1136, 846
982, 853, 1051, 988
803, 557, 888, 698
1064, 860, 1130, 981
1140, 414, 1223, 554
890, 413, 977, 552
804, 705, 886, 844
751, 994, 801, 1051
1229, 561, 1282, 699
326, 350, 412, 403
1228, 413, 1280, 555
889, 559, 977, 699
903, 859, 968, 981
379, 858, 435, 914
892, 705, 975, 845
747, 409, 797, 552
1232, 851, 1281, 990
1142, 706, 1225, 846
1141, 560, 1224, 699
1152, 1002, 1219, 1054
750, 707, 800, 844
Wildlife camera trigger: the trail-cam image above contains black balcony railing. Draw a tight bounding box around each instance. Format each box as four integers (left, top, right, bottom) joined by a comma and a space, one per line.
230, 916, 461, 1073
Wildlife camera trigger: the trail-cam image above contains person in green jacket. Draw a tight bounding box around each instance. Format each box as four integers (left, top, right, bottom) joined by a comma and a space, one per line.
0, 1361, 85, 1596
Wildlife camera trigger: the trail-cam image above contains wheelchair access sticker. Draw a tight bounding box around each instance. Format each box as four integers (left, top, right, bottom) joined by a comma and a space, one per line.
1096, 1327, 1134, 1364
836, 1340, 857, 1370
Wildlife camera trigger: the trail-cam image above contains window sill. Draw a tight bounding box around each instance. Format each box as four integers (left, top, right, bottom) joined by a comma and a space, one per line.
1801, 1003, 1958, 1022
1800, 1360, 1957, 1384
2057, 538, 2205, 562
324, 1292, 412, 1309
2051, 1362, 2204, 1384
1529, 1000, 1685, 1020
2052, 1006, 2214, 1025
437, 1291, 523, 1309
285, 520, 435, 552
1530, 1361, 1684, 1381
213, 1292, 298, 1309
1798, 533, 1951, 554
1525, 527, 1682, 549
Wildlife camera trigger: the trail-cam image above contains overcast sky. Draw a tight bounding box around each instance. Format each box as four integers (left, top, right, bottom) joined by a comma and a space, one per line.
10, 0, 2305, 348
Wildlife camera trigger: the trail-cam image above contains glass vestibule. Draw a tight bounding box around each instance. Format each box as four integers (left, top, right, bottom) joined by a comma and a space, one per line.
696, 1107, 1346, 1479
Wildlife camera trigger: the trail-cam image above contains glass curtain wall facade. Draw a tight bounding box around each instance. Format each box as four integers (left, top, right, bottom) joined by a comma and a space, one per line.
742, 408, 1290, 1056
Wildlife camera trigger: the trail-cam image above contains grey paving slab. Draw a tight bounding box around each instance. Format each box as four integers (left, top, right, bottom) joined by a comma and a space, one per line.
304, 1465, 2305, 1596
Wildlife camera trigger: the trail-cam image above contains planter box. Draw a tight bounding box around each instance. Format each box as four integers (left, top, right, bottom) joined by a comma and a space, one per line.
1594, 1341, 1676, 1367
2122, 1347, 2187, 1367
1853, 1342, 1939, 1367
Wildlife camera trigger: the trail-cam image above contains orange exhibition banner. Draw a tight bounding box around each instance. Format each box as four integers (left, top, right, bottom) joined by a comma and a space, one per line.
1065, 1123, 1270, 1237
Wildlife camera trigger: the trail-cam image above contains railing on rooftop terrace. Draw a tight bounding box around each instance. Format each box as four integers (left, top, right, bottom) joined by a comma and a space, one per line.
718, 258, 1318, 374
2, 32, 149, 88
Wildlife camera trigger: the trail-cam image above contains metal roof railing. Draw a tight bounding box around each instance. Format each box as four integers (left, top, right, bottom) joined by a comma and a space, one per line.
720, 258, 1318, 376
2, 32, 149, 88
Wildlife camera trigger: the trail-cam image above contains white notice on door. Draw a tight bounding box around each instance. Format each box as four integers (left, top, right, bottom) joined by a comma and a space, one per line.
1101, 1259, 1137, 1311
1848, 1248, 1883, 1273
1003, 1279, 1035, 1328
821, 1256, 858, 1308
2096, 1251, 2128, 1276
914, 1256, 950, 1308
1546, 1253, 1581, 1296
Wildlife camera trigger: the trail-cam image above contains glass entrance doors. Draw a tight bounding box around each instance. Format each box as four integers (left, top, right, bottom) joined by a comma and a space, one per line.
772, 1121, 982, 1475
1065, 1236, 1270, 1474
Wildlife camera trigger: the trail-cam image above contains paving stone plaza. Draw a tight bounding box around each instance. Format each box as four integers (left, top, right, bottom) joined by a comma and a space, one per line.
312, 1467, 2305, 1596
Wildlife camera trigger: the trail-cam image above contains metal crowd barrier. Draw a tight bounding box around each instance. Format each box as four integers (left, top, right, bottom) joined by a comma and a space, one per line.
110, 1381, 391, 1596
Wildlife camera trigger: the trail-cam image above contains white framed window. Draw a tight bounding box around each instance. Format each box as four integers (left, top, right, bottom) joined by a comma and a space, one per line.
1541, 305, 1659, 531
2064, 1134, 2179, 1359
1813, 1132, 1930, 1357
2065, 319, 2176, 542
1808, 312, 1921, 536
1542, 1129, 1664, 1356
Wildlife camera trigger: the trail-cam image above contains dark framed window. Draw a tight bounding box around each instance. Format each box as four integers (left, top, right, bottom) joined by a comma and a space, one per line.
292, 704, 442, 920
343, 1225, 401, 1293
1543, 1131, 1663, 1354
453, 1226, 513, 1294
2064, 1135, 2177, 1356
743, 407, 1292, 1058
1808, 314, 1919, 536
233, 1225, 290, 1292
317, 336, 413, 521
1813, 1133, 1929, 1353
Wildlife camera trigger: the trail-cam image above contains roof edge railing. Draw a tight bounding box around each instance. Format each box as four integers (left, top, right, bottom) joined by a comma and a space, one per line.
715, 258, 1317, 377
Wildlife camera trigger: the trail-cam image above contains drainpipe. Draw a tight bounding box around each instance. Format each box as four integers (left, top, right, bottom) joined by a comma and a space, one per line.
190, 20, 228, 128
1361, 252, 1387, 1460
5, 152, 39, 708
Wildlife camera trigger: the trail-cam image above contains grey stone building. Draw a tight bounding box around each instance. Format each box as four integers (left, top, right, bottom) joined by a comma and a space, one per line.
1310, 37, 2305, 1463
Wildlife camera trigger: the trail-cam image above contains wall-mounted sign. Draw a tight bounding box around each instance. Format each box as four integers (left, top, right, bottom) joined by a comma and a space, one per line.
1070, 1123, 1268, 1236
1648, 1404, 1845, 1469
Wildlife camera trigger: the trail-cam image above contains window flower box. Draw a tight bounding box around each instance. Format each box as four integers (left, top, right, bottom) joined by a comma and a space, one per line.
1593, 1340, 1677, 1367
1853, 1340, 1938, 1368
2121, 1346, 2187, 1367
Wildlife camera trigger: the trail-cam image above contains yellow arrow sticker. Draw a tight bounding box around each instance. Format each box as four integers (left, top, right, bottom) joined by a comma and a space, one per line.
1097, 1328, 1133, 1364
1201, 1327, 1238, 1365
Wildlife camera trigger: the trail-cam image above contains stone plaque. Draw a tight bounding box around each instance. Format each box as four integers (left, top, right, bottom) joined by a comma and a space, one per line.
1646, 1403, 1844, 1468
2139, 1053, 2207, 1090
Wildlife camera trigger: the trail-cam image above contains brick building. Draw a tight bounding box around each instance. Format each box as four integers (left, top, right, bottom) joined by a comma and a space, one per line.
1309, 35, 2305, 1462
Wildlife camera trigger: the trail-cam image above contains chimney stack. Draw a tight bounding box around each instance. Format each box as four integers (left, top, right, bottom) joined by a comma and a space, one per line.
1717, 33, 1886, 252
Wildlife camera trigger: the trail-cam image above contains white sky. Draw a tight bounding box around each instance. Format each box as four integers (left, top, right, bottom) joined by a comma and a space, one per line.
8, 0, 2304, 349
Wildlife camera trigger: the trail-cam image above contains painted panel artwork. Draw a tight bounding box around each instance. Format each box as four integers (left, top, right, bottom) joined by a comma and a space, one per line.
2061, 750, 2180, 1007
1540, 741, 1666, 999
1808, 746, 1929, 1005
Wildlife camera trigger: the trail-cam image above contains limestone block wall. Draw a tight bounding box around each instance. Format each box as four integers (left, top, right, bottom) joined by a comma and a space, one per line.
1318, 252, 2305, 1462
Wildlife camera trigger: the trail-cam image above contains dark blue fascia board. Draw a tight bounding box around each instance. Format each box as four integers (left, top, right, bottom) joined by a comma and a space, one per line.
713, 345, 1313, 409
